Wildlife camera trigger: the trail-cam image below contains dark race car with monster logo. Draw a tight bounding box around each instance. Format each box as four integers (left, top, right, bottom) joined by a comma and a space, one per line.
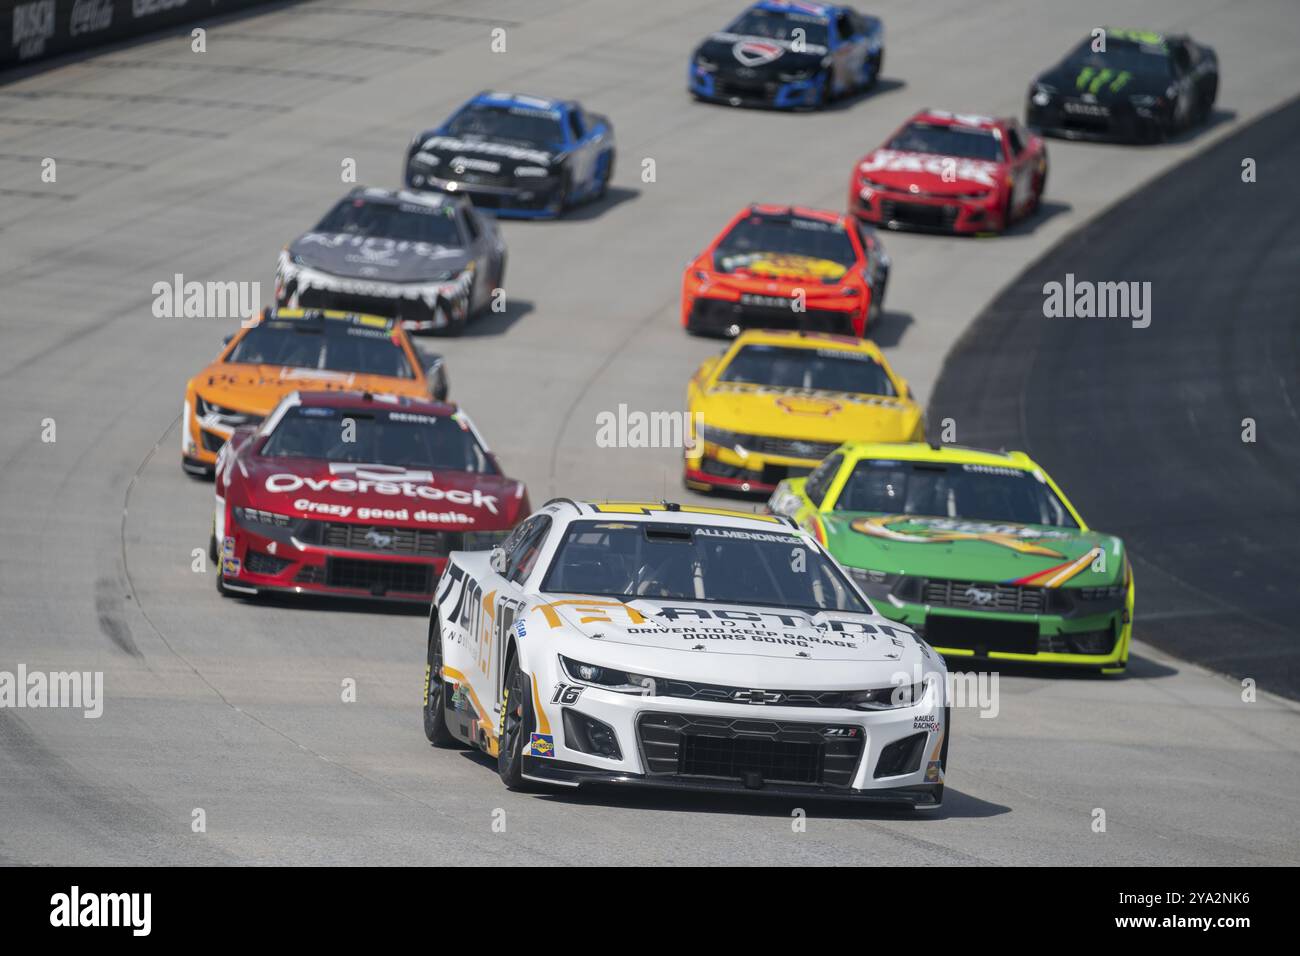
1026, 28, 1219, 143
850, 110, 1048, 235
404, 91, 615, 219
275, 187, 506, 336
690, 2, 884, 110
213, 391, 529, 603
423, 499, 949, 805
682, 204, 889, 337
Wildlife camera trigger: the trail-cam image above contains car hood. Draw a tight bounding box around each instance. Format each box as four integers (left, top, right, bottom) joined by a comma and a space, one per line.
856, 148, 1004, 195
237, 457, 527, 530
409, 131, 560, 175
287, 231, 472, 283
696, 381, 919, 442
820, 512, 1126, 587
193, 363, 426, 417
534, 596, 922, 666
696, 32, 827, 78
710, 250, 851, 283
1038, 62, 1169, 102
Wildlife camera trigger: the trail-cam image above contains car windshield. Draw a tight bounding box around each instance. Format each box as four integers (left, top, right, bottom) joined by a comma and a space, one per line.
719, 345, 897, 396
260, 406, 494, 473
541, 520, 870, 613
714, 214, 857, 278
835, 460, 1079, 527
226, 320, 415, 379
727, 9, 829, 47
886, 122, 1003, 161
446, 103, 564, 148
1065, 36, 1172, 76
314, 198, 462, 247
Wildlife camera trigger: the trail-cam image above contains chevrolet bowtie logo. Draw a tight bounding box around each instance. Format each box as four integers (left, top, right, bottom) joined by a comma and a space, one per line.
731, 688, 784, 705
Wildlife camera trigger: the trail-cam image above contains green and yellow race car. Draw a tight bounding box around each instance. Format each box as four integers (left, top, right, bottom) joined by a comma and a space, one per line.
769, 442, 1133, 673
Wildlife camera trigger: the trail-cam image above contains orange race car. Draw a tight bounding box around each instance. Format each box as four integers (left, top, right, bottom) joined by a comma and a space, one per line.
682, 204, 889, 338
180, 307, 448, 477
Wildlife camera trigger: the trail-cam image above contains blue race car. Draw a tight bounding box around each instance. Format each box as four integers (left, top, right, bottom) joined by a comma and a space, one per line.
404, 91, 615, 219
689, 2, 883, 110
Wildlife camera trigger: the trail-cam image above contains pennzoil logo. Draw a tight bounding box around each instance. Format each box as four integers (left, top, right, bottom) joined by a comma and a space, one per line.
718, 252, 847, 281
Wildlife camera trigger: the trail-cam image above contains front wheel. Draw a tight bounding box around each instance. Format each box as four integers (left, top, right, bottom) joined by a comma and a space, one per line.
816, 69, 835, 107
497, 654, 538, 791
423, 616, 458, 747
595, 152, 614, 200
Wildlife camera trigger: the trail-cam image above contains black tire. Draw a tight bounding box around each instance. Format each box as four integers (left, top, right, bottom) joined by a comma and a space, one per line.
497, 652, 538, 791
422, 615, 458, 747
817, 69, 835, 107
494, 253, 507, 301
431, 300, 465, 338
1031, 161, 1048, 214
595, 152, 614, 200
208, 528, 218, 565
866, 272, 888, 334
550, 175, 571, 217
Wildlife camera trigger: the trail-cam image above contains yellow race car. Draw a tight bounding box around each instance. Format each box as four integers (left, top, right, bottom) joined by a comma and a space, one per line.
685, 329, 923, 494
181, 307, 447, 477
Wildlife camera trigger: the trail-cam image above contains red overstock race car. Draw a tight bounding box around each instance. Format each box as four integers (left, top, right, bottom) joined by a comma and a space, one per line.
212, 390, 529, 602
849, 109, 1047, 234
682, 204, 889, 338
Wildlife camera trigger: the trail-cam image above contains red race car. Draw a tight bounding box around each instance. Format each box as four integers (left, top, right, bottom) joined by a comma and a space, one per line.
849, 109, 1047, 234
212, 390, 529, 603
682, 204, 889, 338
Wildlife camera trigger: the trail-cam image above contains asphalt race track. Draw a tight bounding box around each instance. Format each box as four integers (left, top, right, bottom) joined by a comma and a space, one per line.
2, 0, 1299, 865
931, 95, 1300, 701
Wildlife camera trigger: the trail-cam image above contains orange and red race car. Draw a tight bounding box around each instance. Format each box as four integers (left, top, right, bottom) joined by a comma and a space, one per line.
181, 308, 448, 477
682, 204, 889, 338
849, 109, 1047, 235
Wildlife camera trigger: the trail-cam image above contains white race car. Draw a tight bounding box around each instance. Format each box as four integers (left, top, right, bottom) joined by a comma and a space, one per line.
423, 499, 950, 806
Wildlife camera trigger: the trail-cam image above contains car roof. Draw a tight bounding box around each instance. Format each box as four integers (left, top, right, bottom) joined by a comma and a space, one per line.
342, 185, 464, 211
289, 389, 455, 415
1096, 27, 1170, 48
255, 307, 402, 332
542, 499, 800, 532
753, 1, 836, 18
836, 441, 1038, 470
729, 328, 886, 358
908, 109, 1007, 132
472, 90, 569, 113
745, 203, 847, 226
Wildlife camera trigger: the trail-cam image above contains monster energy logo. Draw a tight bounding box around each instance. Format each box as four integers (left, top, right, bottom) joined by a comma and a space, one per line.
1074, 67, 1132, 94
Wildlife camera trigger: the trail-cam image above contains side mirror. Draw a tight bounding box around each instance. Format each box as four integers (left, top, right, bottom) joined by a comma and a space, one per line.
422, 355, 449, 402
488, 546, 507, 574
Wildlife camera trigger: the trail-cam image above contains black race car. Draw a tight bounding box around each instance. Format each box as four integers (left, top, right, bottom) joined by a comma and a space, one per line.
274, 187, 506, 336
1026, 29, 1218, 143
404, 91, 615, 219
688, 2, 883, 110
